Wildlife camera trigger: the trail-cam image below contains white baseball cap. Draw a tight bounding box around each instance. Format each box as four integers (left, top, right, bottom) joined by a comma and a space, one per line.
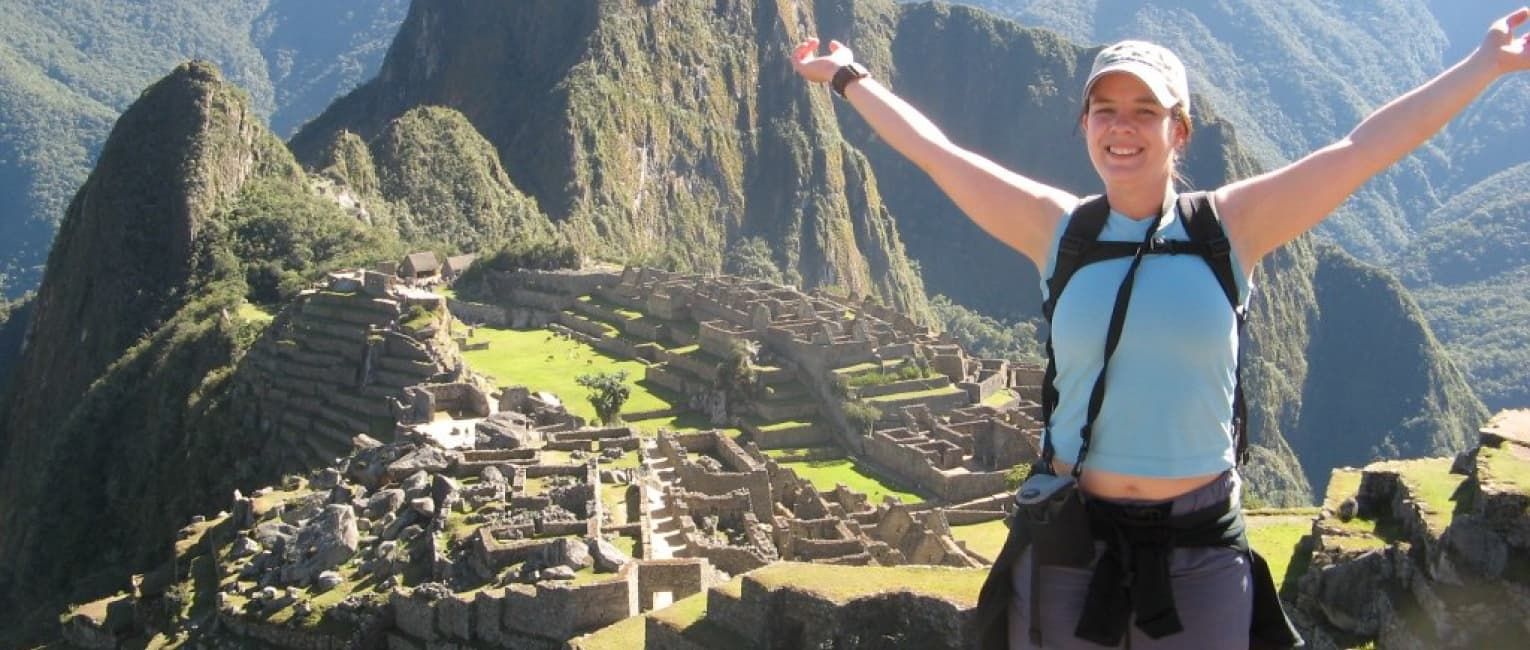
1083, 41, 1190, 115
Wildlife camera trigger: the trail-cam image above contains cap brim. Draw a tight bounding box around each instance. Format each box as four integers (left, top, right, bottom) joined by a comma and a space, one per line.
1083, 61, 1179, 108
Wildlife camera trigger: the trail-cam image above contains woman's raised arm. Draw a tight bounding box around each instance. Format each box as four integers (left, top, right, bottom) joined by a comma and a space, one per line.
1214, 8, 1530, 267
791, 38, 1076, 267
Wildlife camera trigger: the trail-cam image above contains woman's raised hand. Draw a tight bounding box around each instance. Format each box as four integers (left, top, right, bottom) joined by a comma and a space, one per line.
1476, 8, 1530, 74
790, 37, 854, 84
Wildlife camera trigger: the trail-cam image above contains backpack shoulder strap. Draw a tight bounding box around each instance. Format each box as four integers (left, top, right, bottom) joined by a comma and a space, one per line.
1043, 195, 1111, 321
1176, 191, 1252, 465
1040, 195, 1110, 467
1175, 191, 1240, 313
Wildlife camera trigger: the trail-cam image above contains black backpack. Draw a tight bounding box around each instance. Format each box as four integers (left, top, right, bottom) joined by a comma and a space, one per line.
1038, 191, 1251, 467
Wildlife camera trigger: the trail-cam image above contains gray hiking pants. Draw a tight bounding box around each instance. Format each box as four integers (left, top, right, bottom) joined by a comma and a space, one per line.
1007, 471, 1251, 649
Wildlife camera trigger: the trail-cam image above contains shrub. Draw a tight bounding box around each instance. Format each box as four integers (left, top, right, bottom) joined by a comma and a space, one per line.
842, 400, 882, 435
1004, 463, 1034, 491
715, 341, 762, 416
577, 370, 630, 425
723, 237, 782, 283
827, 373, 851, 399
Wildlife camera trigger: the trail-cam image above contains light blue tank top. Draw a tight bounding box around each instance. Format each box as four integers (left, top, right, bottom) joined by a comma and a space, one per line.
1040, 195, 1251, 478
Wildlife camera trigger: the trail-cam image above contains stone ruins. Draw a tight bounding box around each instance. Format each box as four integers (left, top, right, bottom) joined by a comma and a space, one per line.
1292, 409, 1530, 649
59, 264, 1056, 648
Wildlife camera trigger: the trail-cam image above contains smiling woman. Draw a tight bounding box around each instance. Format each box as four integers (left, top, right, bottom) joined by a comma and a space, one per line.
791, 9, 1530, 649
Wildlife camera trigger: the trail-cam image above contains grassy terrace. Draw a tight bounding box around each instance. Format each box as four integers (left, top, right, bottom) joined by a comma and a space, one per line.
601, 484, 631, 525
578, 294, 643, 320
981, 388, 1016, 408
772, 454, 923, 504
865, 385, 964, 404
460, 325, 682, 424
571, 577, 746, 650
571, 611, 647, 650
1479, 443, 1530, 492
560, 309, 619, 338
831, 358, 910, 377
1246, 510, 1319, 589
575, 564, 988, 649
1384, 457, 1463, 533
750, 562, 986, 607
950, 519, 1009, 560
627, 411, 741, 438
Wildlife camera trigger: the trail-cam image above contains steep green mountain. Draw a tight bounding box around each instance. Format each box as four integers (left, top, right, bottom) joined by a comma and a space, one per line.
0, 0, 406, 298
368, 106, 555, 251
0, 62, 406, 641
819, 0, 1484, 503
291, 0, 931, 319
1393, 162, 1530, 410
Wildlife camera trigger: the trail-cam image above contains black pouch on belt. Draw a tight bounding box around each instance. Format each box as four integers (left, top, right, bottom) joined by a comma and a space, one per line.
1013, 468, 1094, 568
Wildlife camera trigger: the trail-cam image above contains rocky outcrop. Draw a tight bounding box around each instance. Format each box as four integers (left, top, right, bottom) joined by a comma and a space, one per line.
1294, 409, 1530, 649
235, 276, 459, 471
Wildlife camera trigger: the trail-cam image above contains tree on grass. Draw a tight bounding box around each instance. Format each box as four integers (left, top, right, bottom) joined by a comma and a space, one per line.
715, 340, 763, 417
842, 400, 882, 436
577, 370, 630, 425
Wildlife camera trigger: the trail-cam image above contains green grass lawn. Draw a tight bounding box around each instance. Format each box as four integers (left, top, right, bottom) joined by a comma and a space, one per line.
461, 326, 681, 422
579, 294, 643, 320
775, 457, 923, 504
1387, 457, 1463, 532
751, 417, 817, 432
606, 450, 642, 470
1246, 515, 1315, 588
627, 411, 741, 438
749, 562, 987, 607
1479, 444, 1530, 492
865, 385, 963, 404
237, 301, 274, 324
831, 358, 910, 376
761, 446, 838, 460
950, 519, 1009, 560
601, 484, 630, 525
981, 389, 1016, 407
570, 612, 647, 650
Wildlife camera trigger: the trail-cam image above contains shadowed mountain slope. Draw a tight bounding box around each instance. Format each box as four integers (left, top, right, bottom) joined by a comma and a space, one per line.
292, 0, 930, 320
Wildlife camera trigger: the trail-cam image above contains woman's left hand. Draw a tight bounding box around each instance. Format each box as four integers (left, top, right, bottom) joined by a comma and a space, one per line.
1475, 7, 1530, 75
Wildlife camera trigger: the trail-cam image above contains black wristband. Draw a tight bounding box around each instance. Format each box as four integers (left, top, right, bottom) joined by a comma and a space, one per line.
831, 63, 870, 98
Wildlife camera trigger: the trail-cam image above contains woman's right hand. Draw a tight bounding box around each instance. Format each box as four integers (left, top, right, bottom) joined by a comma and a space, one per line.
790, 37, 854, 84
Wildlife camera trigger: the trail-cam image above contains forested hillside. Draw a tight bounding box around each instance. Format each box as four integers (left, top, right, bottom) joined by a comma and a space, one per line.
0, 0, 406, 298
949, 0, 1530, 410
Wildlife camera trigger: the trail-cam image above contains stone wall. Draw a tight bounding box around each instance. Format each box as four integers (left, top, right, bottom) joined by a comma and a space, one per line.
488, 267, 620, 297
740, 420, 830, 449
862, 432, 1007, 503
235, 285, 450, 467
390, 565, 637, 646
853, 376, 950, 399
711, 569, 975, 649
1293, 412, 1530, 649
636, 558, 716, 611
445, 298, 511, 328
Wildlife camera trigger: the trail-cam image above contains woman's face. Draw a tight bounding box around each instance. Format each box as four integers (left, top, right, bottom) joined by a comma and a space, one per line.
1081, 72, 1185, 188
